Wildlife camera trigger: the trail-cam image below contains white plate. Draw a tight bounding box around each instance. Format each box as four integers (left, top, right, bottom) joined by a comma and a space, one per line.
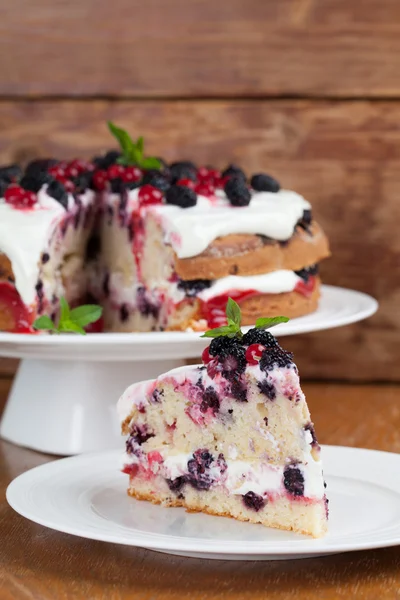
7, 445, 400, 561
0, 285, 378, 361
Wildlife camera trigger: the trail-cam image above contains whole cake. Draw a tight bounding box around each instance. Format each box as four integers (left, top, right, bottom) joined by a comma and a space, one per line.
0, 123, 330, 333
118, 303, 328, 537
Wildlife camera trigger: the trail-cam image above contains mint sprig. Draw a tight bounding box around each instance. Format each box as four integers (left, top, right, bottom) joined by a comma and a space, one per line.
108, 122, 161, 170
33, 297, 103, 335
201, 297, 289, 338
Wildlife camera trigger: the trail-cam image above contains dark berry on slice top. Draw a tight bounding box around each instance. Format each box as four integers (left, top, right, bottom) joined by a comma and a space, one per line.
221, 164, 246, 181
141, 169, 171, 192
250, 173, 280, 193
259, 346, 293, 372
73, 172, 93, 194
243, 491, 266, 511
224, 177, 251, 207
109, 177, 125, 193
46, 179, 69, 209
165, 184, 197, 208
220, 345, 247, 379
0, 164, 22, 183
242, 328, 278, 348
209, 335, 242, 358
283, 465, 304, 496
0, 179, 8, 197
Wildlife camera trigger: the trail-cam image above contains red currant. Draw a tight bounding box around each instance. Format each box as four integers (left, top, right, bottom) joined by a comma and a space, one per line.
64, 159, 89, 178
245, 344, 266, 366
201, 346, 212, 365
207, 358, 221, 379
92, 170, 108, 191
4, 185, 37, 208
195, 182, 215, 197
48, 165, 66, 180
197, 167, 221, 185
138, 185, 163, 206
122, 166, 142, 183
57, 177, 75, 193
107, 164, 125, 180
176, 178, 195, 189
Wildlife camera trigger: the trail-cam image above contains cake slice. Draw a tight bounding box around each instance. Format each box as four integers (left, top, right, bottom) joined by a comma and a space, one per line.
118, 301, 328, 537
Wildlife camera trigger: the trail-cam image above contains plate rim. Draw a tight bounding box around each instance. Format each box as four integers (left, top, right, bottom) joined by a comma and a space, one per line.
0, 285, 378, 353
6, 444, 400, 557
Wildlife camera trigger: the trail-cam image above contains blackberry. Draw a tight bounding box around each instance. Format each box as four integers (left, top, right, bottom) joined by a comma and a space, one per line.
209, 335, 242, 358
0, 180, 8, 197
167, 476, 187, 494
283, 465, 304, 496
304, 423, 318, 447
200, 387, 220, 414
221, 164, 246, 181
73, 172, 92, 193
259, 346, 293, 372
177, 278, 212, 297
124, 181, 141, 191
250, 173, 280, 193
230, 378, 248, 402
165, 184, 197, 208
47, 180, 68, 209
243, 491, 266, 511
85, 234, 101, 261
0, 164, 22, 183
295, 264, 319, 281
187, 449, 214, 490
25, 159, 58, 175
41, 252, 50, 264
224, 177, 251, 207
136, 287, 160, 319
301, 209, 312, 225
129, 424, 154, 446
169, 160, 197, 183
221, 345, 247, 379
141, 169, 170, 192
242, 328, 278, 347
258, 380, 276, 400
109, 177, 125, 193
120, 304, 129, 322
20, 172, 53, 193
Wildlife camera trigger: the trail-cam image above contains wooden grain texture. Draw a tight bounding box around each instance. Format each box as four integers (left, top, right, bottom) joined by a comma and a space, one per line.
1, 0, 400, 97
0, 98, 397, 380
1, 382, 400, 600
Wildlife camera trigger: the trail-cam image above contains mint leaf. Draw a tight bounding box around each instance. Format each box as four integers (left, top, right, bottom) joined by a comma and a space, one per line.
58, 321, 86, 335
60, 296, 70, 322
108, 121, 134, 159
201, 324, 238, 338
69, 305, 103, 328
33, 315, 57, 331
136, 136, 144, 154
128, 145, 143, 166
226, 297, 241, 328
255, 316, 289, 329
141, 157, 162, 170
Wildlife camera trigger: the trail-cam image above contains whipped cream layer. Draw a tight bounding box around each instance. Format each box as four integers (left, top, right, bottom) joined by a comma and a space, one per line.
0, 189, 65, 304
196, 270, 302, 302
128, 188, 310, 259
123, 451, 325, 500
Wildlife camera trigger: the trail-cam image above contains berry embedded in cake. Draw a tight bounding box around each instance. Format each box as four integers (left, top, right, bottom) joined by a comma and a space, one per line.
118, 300, 328, 538
0, 122, 330, 333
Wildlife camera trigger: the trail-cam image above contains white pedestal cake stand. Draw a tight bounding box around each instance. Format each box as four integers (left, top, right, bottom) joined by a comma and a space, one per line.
0, 285, 378, 456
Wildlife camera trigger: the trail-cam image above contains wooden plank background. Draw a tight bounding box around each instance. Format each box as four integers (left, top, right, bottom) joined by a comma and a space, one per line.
0, 1, 399, 381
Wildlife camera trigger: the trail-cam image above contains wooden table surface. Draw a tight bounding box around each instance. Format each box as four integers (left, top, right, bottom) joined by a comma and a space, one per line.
1, 378, 400, 600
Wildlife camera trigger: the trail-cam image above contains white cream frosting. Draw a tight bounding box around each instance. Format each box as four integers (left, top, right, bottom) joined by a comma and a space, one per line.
0, 189, 66, 304
196, 270, 301, 302
128, 188, 310, 259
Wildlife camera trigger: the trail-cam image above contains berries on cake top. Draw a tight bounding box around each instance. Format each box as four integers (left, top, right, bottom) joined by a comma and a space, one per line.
0, 122, 286, 213
200, 298, 292, 380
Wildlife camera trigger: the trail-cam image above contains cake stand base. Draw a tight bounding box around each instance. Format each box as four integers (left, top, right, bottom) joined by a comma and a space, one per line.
0, 358, 183, 455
